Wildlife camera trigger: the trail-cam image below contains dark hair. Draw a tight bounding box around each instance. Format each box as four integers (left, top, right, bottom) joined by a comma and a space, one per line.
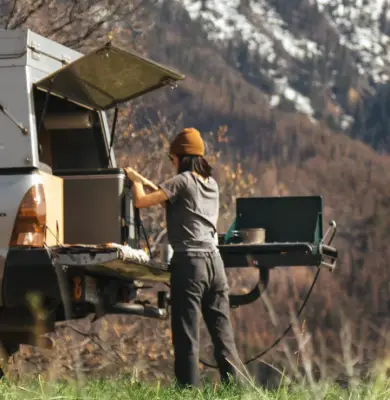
177, 155, 212, 178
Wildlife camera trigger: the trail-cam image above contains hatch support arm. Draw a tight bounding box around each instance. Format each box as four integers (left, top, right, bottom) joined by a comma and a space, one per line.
0, 103, 28, 135
107, 106, 119, 167
37, 78, 55, 137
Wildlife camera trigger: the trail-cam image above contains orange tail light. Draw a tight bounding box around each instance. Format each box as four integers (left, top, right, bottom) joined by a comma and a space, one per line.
9, 183, 46, 247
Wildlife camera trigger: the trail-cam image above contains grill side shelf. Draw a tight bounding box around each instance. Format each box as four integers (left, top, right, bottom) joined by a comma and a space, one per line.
218, 242, 337, 268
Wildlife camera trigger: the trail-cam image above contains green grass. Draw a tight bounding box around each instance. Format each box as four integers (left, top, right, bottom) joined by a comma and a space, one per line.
0, 376, 390, 400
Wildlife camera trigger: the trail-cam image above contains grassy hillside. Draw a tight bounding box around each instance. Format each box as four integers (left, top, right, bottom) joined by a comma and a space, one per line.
1, 375, 390, 400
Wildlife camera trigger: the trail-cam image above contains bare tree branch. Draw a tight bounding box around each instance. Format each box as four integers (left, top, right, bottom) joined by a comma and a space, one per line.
62, 12, 118, 48
1, 0, 152, 51
4, 0, 18, 29
45, 0, 79, 37
9, 0, 46, 29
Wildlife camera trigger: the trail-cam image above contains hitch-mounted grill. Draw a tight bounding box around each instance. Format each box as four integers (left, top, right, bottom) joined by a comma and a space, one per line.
219, 195, 337, 307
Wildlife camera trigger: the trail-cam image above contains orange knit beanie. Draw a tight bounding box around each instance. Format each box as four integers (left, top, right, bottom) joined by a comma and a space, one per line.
169, 128, 205, 156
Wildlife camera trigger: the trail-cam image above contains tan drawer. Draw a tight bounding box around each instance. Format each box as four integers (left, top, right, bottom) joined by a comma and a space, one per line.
40, 171, 64, 246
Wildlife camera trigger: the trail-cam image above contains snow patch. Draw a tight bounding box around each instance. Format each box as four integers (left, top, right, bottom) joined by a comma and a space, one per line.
181, 0, 318, 116
283, 87, 314, 116
179, 0, 390, 120
316, 0, 390, 83
340, 115, 355, 131
269, 94, 280, 108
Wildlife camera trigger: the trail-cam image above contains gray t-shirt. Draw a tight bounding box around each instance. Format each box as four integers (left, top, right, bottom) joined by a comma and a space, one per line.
159, 171, 219, 252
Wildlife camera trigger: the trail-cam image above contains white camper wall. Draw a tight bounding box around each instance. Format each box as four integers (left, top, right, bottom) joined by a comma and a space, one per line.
26, 30, 82, 74
0, 29, 83, 169
0, 66, 38, 169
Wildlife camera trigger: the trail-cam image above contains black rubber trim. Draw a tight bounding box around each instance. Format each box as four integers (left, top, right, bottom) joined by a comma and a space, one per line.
54, 168, 124, 176
218, 243, 330, 268
0, 167, 38, 175
219, 243, 315, 253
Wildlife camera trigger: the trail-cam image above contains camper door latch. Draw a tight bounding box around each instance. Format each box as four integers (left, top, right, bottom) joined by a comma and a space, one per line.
30, 41, 40, 60
61, 54, 71, 64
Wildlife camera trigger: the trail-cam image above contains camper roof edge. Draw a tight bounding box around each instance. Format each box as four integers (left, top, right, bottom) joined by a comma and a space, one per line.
0, 28, 83, 70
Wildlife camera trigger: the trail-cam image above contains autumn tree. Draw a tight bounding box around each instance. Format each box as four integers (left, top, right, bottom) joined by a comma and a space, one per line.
0, 0, 153, 51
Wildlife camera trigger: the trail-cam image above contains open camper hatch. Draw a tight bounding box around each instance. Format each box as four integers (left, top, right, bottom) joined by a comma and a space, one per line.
26, 42, 184, 320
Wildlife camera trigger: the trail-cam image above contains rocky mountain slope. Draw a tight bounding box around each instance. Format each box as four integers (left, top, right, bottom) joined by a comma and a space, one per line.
179, 0, 390, 131
141, 0, 390, 152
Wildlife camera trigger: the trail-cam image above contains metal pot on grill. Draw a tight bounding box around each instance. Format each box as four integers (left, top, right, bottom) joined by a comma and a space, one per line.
228, 228, 266, 244
240, 228, 266, 244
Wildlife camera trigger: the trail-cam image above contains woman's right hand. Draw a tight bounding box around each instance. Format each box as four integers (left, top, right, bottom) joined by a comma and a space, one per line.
125, 167, 159, 191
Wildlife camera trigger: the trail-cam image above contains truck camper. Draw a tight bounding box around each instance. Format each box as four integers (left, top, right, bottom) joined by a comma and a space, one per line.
0, 28, 184, 356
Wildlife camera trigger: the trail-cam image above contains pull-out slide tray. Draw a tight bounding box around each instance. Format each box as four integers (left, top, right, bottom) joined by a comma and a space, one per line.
49, 241, 337, 282
218, 242, 337, 270
50, 245, 170, 283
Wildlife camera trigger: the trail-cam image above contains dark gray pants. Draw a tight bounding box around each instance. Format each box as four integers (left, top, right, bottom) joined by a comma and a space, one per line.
170, 250, 242, 387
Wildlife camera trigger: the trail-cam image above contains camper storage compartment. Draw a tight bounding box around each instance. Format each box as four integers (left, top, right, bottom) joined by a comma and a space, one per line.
56, 168, 136, 246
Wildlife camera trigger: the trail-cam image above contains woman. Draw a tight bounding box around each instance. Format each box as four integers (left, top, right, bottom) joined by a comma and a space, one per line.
125, 127, 243, 388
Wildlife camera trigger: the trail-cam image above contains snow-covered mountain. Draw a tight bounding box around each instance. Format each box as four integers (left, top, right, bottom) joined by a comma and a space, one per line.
174, 0, 390, 131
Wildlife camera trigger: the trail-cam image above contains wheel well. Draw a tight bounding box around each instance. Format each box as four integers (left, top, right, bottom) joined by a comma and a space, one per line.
3, 249, 61, 309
